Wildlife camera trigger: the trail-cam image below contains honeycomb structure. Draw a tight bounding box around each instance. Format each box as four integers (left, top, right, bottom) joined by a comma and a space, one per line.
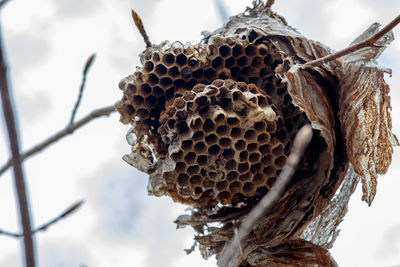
116, 32, 310, 208
158, 79, 292, 206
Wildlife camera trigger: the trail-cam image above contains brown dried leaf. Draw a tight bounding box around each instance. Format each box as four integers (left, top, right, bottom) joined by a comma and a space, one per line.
116, 2, 398, 266
338, 64, 394, 204
337, 24, 397, 205
245, 239, 338, 267
284, 65, 336, 157
284, 22, 397, 205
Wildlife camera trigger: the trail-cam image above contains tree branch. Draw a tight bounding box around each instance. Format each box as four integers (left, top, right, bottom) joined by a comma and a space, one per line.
0, 23, 36, 267
131, 9, 152, 48
0, 105, 116, 177
218, 125, 313, 267
0, 200, 84, 239
305, 14, 400, 67
0, 228, 21, 238
69, 53, 96, 125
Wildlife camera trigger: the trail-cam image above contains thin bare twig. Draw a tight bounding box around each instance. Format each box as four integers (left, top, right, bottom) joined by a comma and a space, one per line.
214, 0, 230, 24
131, 9, 152, 48
0, 0, 11, 9
218, 125, 313, 267
0, 24, 36, 267
305, 14, 400, 67
0, 228, 21, 238
34, 200, 83, 233
0, 105, 116, 177
0, 200, 84, 239
69, 53, 96, 125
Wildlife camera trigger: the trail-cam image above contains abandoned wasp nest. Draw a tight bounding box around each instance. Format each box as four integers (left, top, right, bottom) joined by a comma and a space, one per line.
116, 1, 397, 266
117, 23, 310, 209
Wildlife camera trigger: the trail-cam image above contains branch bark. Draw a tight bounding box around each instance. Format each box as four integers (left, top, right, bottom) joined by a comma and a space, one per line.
131, 9, 152, 48
69, 53, 96, 125
0, 200, 84, 239
0, 105, 116, 177
305, 14, 400, 67
0, 0, 11, 9
0, 23, 36, 267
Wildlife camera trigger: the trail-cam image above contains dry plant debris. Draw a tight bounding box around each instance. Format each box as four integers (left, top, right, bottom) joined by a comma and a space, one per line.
116, 1, 397, 266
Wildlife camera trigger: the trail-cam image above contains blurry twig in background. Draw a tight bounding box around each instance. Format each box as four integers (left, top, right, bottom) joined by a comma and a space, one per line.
0, 105, 116, 176
0, 0, 11, 10
69, 53, 96, 125
218, 125, 313, 267
305, 14, 400, 67
31, 200, 83, 234
0, 22, 36, 267
213, 0, 230, 24
0, 2, 115, 266
131, 9, 152, 48
0, 228, 20, 238
0, 200, 84, 238
0, 52, 115, 177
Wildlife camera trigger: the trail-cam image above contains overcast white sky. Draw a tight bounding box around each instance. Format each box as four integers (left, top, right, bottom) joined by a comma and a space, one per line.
0, 0, 400, 266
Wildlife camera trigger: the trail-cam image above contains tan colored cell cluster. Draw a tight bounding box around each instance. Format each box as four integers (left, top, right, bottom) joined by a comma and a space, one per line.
116, 31, 309, 208
157, 79, 291, 206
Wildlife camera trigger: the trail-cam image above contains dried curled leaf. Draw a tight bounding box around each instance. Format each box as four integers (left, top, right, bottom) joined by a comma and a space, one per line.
338, 24, 397, 205
116, 1, 397, 265
284, 22, 397, 205
284, 65, 336, 157
338, 64, 394, 205
243, 239, 338, 267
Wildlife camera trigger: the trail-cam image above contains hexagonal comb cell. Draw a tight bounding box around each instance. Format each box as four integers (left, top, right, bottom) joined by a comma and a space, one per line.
116, 32, 310, 208
117, 35, 290, 136
154, 79, 296, 206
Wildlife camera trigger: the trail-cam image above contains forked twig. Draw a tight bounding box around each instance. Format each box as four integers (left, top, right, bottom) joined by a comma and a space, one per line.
218, 125, 313, 267
0, 23, 36, 267
0, 200, 84, 238
305, 14, 400, 67
69, 53, 96, 125
0, 105, 116, 177
131, 9, 152, 48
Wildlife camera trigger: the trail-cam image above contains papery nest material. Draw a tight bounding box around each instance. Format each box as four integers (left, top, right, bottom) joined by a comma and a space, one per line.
116, 1, 397, 266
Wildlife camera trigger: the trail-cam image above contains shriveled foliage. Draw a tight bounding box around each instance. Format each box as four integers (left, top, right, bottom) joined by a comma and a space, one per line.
116, 1, 396, 266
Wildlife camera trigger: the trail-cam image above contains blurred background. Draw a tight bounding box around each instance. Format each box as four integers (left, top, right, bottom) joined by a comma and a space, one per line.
0, 0, 399, 266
